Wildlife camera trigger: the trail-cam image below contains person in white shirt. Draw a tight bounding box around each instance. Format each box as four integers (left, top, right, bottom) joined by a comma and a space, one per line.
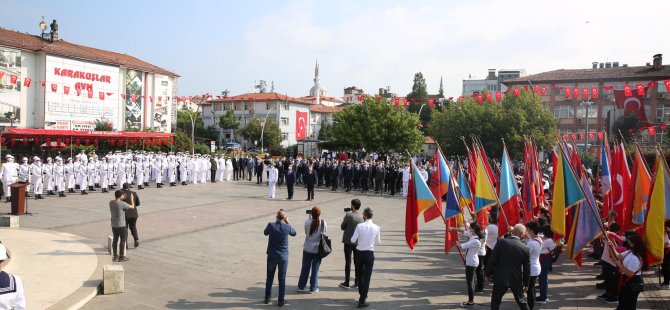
452, 222, 484, 307
538, 224, 556, 303
267, 164, 278, 199
351, 207, 380, 308
0, 243, 25, 310
484, 214, 499, 268
608, 233, 647, 310
525, 221, 542, 310
400, 164, 410, 197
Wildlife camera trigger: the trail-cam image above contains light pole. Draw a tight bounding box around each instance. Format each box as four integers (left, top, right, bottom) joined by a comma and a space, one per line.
260, 107, 274, 154
417, 103, 427, 128
580, 99, 593, 154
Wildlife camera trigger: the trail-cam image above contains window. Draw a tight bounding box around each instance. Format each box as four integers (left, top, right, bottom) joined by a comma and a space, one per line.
281, 117, 289, 126
554, 83, 574, 101
223, 103, 232, 110
265, 102, 274, 110
554, 105, 573, 119
213, 104, 222, 111
235, 102, 243, 110
282, 102, 289, 110
281, 133, 288, 141
575, 105, 598, 118
245, 102, 253, 110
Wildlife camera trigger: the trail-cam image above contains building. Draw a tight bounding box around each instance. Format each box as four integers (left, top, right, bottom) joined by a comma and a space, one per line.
0, 21, 179, 134
503, 55, 670, 148
343, 86, 366, 104
462, 69, 525, 96
299, 61, 344, 107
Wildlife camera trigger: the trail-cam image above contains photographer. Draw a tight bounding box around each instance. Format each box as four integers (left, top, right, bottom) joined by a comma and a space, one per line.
339, 199, 364, 289
298, 207, 327, 294
123, 183, 141, 248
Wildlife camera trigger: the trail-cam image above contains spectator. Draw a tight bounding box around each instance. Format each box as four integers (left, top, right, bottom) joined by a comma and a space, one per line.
298, 207, 327, 294
264, 209, 297, 307
0, 244, 25, 310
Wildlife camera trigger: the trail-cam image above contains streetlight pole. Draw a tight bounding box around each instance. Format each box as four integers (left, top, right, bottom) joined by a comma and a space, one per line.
417, 103, 427, 127
580, 99, 593, 154
260, 107, 274, 154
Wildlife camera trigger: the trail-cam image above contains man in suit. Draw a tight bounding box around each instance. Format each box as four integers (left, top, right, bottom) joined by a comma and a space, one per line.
304, 165, 317, 201
285, 165, 295, 200
485, 224, 530, 310
264, 209, 297, 306
339, 199, 364, 289
123, 183, 141, 248
232, 157, 239, 181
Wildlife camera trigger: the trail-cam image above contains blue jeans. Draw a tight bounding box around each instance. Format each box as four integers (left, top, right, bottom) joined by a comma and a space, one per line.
298, 251, 322, 291
265, 255, 288, 302
539, 256, 552, 300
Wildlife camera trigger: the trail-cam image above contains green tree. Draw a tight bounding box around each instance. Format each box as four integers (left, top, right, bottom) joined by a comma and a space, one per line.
317, 119, 333, 141
430, 89, 557, 157
613, 111, 644, 143
331, 97, 424, 153
177, 110, 203, 137
219, 110, 241, 142
406, 72, 432, 131
238, 117, 281, 149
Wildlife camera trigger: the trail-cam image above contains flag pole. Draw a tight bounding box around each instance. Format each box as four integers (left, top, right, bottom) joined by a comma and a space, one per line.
434, 144, 466, 264
475, 138, 510, 229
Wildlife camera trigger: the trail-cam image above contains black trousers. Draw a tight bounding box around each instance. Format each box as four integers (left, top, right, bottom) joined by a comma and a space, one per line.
618, 275, 643, 309
112, 226, 127, 257
233, 168, 239, 180
356, 250, 375, 303
287, 183, 294, 199
662, 250, 670, 285
344, 179, 352, 191
126, 217, 139, 242
465, 266, 476, 302
604, 262, 620, 296
476, 255, 485, 290
211, 170, 216, 182
307, 186, 314, 200
527, 276, 537, 310
256, 173, 263, 184
490, 282, 529, 310
374, 179, 382, 192
344, 244, 360, 286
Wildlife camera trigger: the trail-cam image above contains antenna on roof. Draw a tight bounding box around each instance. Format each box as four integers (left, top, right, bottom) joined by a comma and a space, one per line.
39, 16, 48, 40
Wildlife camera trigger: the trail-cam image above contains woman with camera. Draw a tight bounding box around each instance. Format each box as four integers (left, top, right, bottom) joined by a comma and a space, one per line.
298, 206, 327, 294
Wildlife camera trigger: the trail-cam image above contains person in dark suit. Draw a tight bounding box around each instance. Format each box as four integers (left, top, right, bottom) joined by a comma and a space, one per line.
232, 157, 239, 181
343, 162, 353, 192
330, 162, 340, 191
339, 199, 364, 289
277, 162, 284, 187
485, 224, 530, 310
304, 165, 317, 201
285, 165, 295, 200
255, 158, 264, 184
210, 157, 218, 183
264, 209, 297, 306
122, 183, 141, 248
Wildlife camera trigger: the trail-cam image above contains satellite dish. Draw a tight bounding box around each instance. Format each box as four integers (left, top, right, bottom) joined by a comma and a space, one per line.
39, 16, 47, 31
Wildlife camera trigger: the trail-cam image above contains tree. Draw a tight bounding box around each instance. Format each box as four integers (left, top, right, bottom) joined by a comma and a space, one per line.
219, 110, 241, 142
3, 112, 15, 127
238, 117, 281, 149
331, 97, 424, 153
317, 119, 333, 141
430, 89, 558, 157
613, 111, 644, 142
255, 80, 268, 93
406, 72, 432, 132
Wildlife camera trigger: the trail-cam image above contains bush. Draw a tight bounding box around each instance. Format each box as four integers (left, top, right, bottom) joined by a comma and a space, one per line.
268, 145, 286, 157
193, 143, 211, 155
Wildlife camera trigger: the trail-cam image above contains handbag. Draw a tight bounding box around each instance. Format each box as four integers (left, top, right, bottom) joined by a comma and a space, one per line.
318, 220, 332, 259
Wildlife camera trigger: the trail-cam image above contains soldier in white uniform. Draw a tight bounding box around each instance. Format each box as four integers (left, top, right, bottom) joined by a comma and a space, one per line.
143, 157, 151, 187
401, 163, 410, 197
154, 156, 164, 188
65, 157, 75, 193
179, 155, 189, 185
73, 158, 81, 190
100, 157, 109, 193
267, 163, 278, 199
18, 157, 31, 197
44, 157, 55, 196
87, 158, 97, 192
135, 157, 144, 190
54, 157, 66, 197
117, 158, 127, 188
79, 159, 89, 195
189, 156, 198, 184
30, 157, 44, 199
167, 157, 177, 186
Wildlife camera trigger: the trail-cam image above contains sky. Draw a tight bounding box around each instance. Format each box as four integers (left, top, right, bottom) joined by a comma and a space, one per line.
2, 0, 669, 99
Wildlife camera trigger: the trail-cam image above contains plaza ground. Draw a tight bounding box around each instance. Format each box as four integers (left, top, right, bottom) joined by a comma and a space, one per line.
11, 180, 670, 309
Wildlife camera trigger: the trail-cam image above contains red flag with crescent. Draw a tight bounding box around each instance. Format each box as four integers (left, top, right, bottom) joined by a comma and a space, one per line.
623, 84, 633, 97
513, 88, 520, 97
23, 78, 32, 87
664, 80, 670, 92
476, 93, 483, 104
615, 89, 649, 124
485, 93, 492, 103
296, 110, 308, 140
540, 86, 547, 96
403, 98, 409, 106
428, 98, 435, 106
51, 84, 58, 93
573, 87, 580, 99
534, 85, 539, 93
635, 83, 645, 96
582, 87, 589, 98
495, 91, 502, 101
9, 75, 18, 85
565, 87, 571, 98
591, 87, 599, 99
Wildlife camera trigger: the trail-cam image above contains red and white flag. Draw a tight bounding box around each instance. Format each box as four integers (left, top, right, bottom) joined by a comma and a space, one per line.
64, 86, 70, 95
582, 87, 589, 98
623, 84, 633, 97
121, 94, 126, 100
23, 78, 32, 87
51, 84, 58, 93
495, 91, 502, 101
40, 81, 45, 87
540, 86, 547, 96
296, 111, 308, 140
0, 72, 4, 80
573, 87, 580, 98
513, 88, 520, 97
664, 80, 670, 92
131, 95, 137, 103
9, 75, 18, 85
476, 93, 483, 104
87, 90, 93, 99
99, 92, 105, 100
76, 89, 81, 96
591, 87, 599, 99
615, 88, 648, 123
635, 83, 645, 96
428, 98, 435, 106
485, 92, 492, 103
565, 87, 571, 97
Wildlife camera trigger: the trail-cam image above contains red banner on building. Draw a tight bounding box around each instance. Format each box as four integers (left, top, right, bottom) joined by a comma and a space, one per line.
615, 88, 648, 124
296, 111, 308, 140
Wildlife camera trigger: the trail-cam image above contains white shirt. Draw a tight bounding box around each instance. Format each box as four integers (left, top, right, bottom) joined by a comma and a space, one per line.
0, 272, 25, 310
527, 237, 542, 276
485, 224, 498, 250
622, 250, 642, 276
461, 235, 482, 267
351, 219, 381, 251
540, 237, 556, 255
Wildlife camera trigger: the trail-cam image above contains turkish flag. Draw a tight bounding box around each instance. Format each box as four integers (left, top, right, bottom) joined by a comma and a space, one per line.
582, 87, 589, 98
563, 133, 569, 140
648, 127, 656, 136
0, 72, 3, 80
457, 96, 464, 102
589, 133, 595, 141
579, 133, 585, 140
495, 91, 502, 101
615, 89, 648, 123
51, 84, 57, 93
393, 98, 399, 106
540, 86, 547, 96
106, 92, 113, 97
23, 78, 32, 87
573, 87, 580, 98
358, 95, 364, 101
597, 132, 603, 140
571, 133, 577, 140
513, 88, 520, 97
476, 93, 483, 104
664, 80, 670, 92
296, 110, 308, 140
534, 85, 539, 93
485, 93, 492, 103
611, 143, 631, 229
158, 96, 163, 102
150, 96, 154, 103
9, 75, 18, 85
623, 84, 633, 97
635, 83, 645, 96
565, 87, 571, 98
99, 92, 105, 100
591, 87, 599, 99
87, 90, 93, 99
524, 86, 529, 91
40, 81, 45, 87
428, 98, 435, 106
403, 98, 409, 106
131, 95, 137, 103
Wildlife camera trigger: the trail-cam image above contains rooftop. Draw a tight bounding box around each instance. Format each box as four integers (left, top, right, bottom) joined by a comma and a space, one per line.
204, 92, 314, 105
0, 28, 178, 77
504, 64, 670, 84
309, 105, 341, 113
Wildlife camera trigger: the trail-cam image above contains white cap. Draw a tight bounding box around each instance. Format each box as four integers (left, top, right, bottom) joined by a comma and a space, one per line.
0, 244, 7, 260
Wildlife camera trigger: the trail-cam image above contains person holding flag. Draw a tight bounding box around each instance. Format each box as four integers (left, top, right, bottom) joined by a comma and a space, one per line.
607, 233, 647, 310
450, 222, 485, 307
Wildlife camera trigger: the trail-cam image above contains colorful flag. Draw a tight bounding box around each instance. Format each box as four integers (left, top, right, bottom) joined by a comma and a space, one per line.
552, 144, 586, 236
457, 165, 473, 208
474, 153, 498, 212
405, 159, 438, 250
629, 145, 651, 226
499, 144, 520, 232
611, 142, 632, 229
641, 149, 670, 265
566, 176, 604, 268
425, 152, 445, 223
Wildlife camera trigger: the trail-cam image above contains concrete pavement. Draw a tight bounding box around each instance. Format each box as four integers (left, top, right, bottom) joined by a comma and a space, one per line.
12, 179, 670, 309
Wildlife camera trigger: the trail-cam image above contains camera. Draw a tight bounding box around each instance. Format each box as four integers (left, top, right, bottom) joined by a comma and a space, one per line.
306, 209, 312, 215
344, 208, 352, 212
